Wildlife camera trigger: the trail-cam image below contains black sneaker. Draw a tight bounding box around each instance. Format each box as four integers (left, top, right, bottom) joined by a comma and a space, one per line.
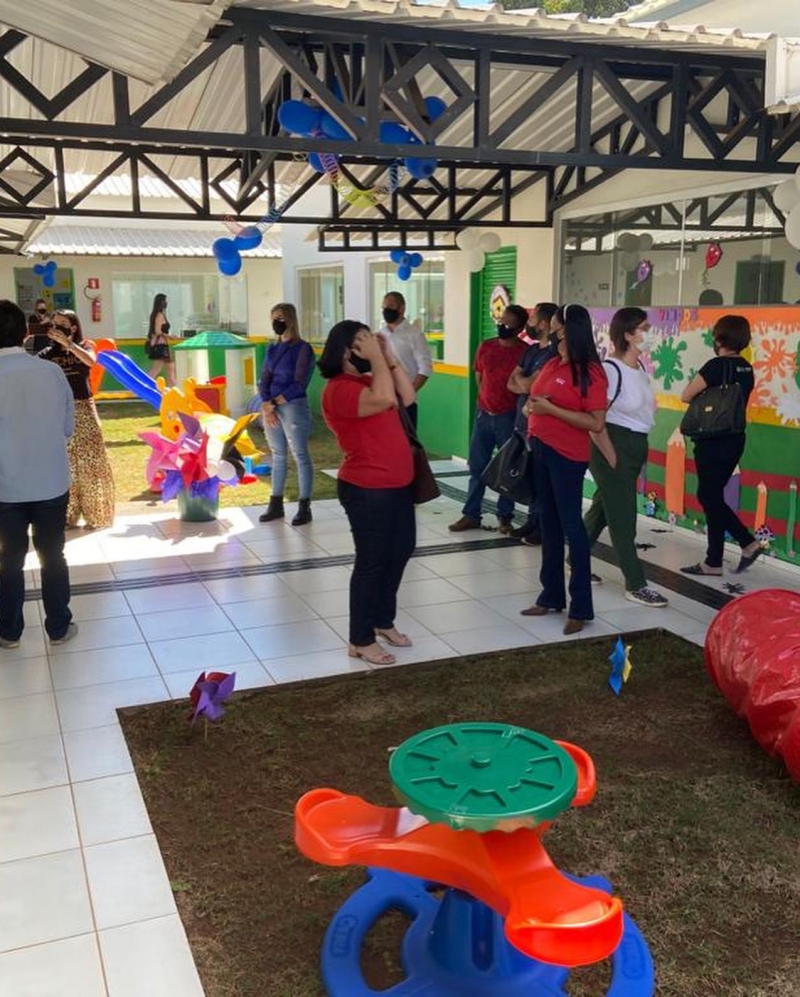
510, 524, 533, 540
626, 587, 668, 607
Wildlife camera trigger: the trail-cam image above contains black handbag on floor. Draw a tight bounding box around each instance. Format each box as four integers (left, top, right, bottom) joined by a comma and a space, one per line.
481, 430, 533, 504
680, 359, 745, 440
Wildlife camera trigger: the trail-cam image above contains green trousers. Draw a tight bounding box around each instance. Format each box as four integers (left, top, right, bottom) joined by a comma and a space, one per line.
584, 423, 649, 593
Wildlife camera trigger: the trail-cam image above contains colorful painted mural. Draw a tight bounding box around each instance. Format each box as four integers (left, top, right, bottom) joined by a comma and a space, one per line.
589, 306, 800, 566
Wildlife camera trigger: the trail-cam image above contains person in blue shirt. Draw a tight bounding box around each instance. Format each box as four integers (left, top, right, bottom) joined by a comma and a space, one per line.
259, 303, 316, 525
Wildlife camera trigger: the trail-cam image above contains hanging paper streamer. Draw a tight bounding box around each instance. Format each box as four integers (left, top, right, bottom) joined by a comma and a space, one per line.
389, 250, 423, 281
700, 242, 723, 286
33, 260, 58, 288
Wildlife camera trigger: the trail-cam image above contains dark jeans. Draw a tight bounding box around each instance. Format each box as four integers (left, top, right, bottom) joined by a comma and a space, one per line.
694, 434, 755, 568
337, 479, 416, 647
520, 449, 541, 533
0, 492, 72, 641
533, 439, 593, 621
405, 403, 418, 431
463, 410, 516, 522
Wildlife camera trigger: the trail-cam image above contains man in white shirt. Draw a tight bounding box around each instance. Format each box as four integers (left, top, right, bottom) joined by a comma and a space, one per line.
0, 300, 76, 648
379, 291, 433, 429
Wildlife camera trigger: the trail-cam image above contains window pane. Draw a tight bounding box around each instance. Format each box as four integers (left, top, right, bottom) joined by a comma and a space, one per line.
298, 266, 344, 344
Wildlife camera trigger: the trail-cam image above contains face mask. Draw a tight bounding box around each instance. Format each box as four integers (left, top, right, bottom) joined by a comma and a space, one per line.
548, 331, 560, 348
350, 353, 372, 374
638, 329, 659, 352
272, 319, 287, 336
382, 307, 400, 325
36, 308, 47, 316
497, 324, 517, 340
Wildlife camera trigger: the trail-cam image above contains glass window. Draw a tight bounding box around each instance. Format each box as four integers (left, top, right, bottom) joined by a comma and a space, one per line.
368, 259, 445, 334
297, 265, 344, 344
111, 272, 249, 339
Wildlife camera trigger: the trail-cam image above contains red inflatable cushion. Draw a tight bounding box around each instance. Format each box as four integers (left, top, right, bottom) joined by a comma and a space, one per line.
705, 589, 800, 782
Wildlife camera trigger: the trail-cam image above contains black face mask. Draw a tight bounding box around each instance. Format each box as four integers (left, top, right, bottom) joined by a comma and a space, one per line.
272, 319, 287, 336
382, 307, 400, 325
497, 324, 517, 340
350, 354, 372, 374
549, 332, 560, 348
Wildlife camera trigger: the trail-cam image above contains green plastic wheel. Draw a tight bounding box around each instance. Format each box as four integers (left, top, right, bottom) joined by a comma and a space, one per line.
389, 723, 578, 832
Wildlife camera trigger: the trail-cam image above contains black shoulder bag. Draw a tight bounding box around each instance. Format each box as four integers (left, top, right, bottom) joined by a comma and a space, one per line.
680, 358, 745, 440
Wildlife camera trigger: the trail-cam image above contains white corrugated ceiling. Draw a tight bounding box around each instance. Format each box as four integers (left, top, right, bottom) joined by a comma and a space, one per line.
26, 224, 282, 257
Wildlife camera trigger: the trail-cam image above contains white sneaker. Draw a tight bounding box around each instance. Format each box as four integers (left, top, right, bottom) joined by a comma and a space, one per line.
50, 623, 79, 645
0, 636, 20, 649
626, 587, 668, 608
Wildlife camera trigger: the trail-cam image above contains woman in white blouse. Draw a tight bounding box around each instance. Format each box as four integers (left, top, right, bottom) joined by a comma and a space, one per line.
584, 308, 668, 607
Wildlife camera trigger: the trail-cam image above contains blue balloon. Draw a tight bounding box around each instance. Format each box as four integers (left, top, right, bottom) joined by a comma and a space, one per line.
424, 96, 447, 122
277, 100, 322, 137
218, 254, 242, 277
43, 274, 55, 287
408, 252, 423, 268
389, 249, 406, 265
380, 121, 411, 144
319, 111, 351, 141
233, 227, 262, 251
397, 264, 412, 281
45, 261, 56, 271
307, 152, 326, 173
212, 238, 238, 261
33, 263, 46, 275
406, 157, 438, 180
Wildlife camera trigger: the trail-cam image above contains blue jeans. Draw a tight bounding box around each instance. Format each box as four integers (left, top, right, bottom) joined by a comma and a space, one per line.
463, 410, 516, 522
533, 439, 593, 621
264, 398, 313, 499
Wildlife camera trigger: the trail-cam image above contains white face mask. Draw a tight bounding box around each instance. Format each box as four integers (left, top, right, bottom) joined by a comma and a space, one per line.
637, 329, 659, 353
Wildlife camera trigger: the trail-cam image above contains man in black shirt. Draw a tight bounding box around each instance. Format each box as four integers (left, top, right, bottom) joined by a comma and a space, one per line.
506, 302, 559, 544
26, 298, 52, 354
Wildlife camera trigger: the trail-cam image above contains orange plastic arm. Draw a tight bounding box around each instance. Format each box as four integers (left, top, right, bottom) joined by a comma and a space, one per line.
295, 789, 623, 967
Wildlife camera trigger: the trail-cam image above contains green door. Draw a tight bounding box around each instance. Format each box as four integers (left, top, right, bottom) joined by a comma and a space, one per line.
468, 246, 518, 418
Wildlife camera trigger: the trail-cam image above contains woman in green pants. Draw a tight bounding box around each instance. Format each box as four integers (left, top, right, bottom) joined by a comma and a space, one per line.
584, 308, 668, 607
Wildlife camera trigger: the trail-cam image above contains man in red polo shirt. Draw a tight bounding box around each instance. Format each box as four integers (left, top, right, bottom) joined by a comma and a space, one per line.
449, 305, 528, 533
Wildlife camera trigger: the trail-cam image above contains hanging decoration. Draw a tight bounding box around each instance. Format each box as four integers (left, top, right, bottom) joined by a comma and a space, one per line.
700, 241, 723, 286
616, 232, 653, 272
454, 229, 502, 272
630, 259, 652, 289
33, 260, 58, 288
389, 250, 424, 281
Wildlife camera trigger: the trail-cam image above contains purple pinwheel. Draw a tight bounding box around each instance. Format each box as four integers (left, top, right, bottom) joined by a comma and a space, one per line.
189, 671, 236, 724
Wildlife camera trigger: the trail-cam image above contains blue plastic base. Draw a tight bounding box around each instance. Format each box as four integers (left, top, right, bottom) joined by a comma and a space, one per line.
321, 869, 655, 997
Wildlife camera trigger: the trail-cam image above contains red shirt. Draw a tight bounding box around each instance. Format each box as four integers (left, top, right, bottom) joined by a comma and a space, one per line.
322, 374, 414, 489
475, 337, 527, 415
529, 358, 608, 463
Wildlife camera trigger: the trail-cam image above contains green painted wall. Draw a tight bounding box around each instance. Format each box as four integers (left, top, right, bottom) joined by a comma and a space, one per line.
418, 373, 471, 459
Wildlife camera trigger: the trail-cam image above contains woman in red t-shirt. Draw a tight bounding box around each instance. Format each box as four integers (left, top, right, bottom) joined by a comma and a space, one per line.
521, 304, 607, 634
319, 320, 417, 666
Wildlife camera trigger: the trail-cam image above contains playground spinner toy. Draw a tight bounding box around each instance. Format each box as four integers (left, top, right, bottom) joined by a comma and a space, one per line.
295, 722, 655, 996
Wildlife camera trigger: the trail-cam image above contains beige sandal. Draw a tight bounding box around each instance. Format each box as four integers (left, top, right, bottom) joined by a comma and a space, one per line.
375, 628, 413, 648
349, 644, 396, 666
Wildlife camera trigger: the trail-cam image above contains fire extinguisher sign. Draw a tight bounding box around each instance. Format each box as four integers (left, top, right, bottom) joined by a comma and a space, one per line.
87, 277, 99, 290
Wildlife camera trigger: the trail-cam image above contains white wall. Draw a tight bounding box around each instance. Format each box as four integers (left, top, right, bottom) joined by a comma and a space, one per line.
0, 254, 282, 339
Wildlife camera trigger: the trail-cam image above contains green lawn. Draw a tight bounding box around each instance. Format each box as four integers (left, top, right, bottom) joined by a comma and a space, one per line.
97, 401, 343, 509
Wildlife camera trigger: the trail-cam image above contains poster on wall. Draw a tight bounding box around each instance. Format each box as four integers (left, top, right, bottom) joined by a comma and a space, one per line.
590, 305, 800, 566
14, 266, 76, 316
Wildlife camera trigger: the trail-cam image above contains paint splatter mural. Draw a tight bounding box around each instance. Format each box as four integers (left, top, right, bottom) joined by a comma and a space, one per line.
589, 306, 800, 565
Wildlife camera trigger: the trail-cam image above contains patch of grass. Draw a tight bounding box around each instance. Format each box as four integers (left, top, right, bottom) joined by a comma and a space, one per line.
119, 632, 800, 997
97, 401, 344, 507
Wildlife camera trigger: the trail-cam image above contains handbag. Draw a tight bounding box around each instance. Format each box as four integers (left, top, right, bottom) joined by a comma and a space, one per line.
481, 430, 533, 504
680, 359, 745, 440
398, 404, 440, 505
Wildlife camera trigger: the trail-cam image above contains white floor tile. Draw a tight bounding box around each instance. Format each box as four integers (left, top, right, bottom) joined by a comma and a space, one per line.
441, 624, 540, 655
280, 565, 354, 594
244, 619, 344, 659
0, 934, 106, 997
598, 606, 701, 637
63, 725, 133, 783
245, 538, 322, 561
383, 636, 459, 665
124, 583, 214, 616
149, 631, 257, 674
0, 734, 67, 797
0, 849, 94, 953
48, 618, 145, 656
415, 551, 508, 578
0, 693, 60, 745
136, 605, 234, 642
56, 677, 169, 732
515, 612, 619, 643
294, 587, 349, 618
84, 835, 176, 930
0, 785, 79, 863
449, 570, 533, 599
685, 630, 708, 647
396, 560, 438, 582
0, 625, 47, 660
327, 610, 435, 644
50, 644, 159, 691
0, 656, 52, 700
405, 599, 510, 633
263, 648, 369, 683
66, 591, 132, 621
73, 773, 152, 847
397, 577, 476, 608
482, 546, 541, 570
223, 594, 319, 630
161, 661, 273, 699
100, 915, 204, 997
203, 573, 294, 604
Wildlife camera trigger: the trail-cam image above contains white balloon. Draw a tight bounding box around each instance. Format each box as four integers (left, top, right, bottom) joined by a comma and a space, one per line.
455, 229, 478, 251
785, 206, 800, 248
774, 179, 800, 213
619, 251, 638, 271
616, 232, 638, 252
479, 232, 501, 253
466, 248, 485, 272
638, 233, 654, 251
